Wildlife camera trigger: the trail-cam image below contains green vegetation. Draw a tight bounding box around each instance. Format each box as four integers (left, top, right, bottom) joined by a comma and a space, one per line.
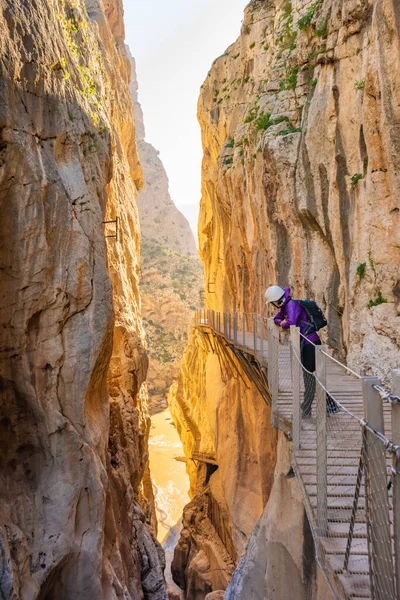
255, 112, 272, 130
278, 1, 297, 53
254, 113, 290, 131
297, 1, 321, 30
367, 291, 388, 309
277, 124, 303, 136
356, 262, 366, 280
250, 41, 256, 49
351, 173, 364, 187
283, 0, 293, 19
355, 79, 366, 91
310, 78, 318, 87
316, 18, 328, 37
279, 65, 300, 91
244, 108, 257, 123
223, 157, 233, 166
368, 251, 375, 271
226, 138, 235, 148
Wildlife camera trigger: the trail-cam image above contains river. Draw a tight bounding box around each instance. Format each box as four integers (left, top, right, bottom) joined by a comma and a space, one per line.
149, 407, 190, 598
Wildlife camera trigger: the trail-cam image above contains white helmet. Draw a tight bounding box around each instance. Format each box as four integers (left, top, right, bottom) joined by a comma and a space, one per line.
265, 285, 285, 304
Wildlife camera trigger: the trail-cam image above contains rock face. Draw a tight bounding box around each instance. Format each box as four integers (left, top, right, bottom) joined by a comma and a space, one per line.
169, 329, 278, 598
140, 239, 203, 403
225, 433, 334, 600
0, 0, 166, 598
198, 0, 400, 379
129, 55, 203, 404
172, 0, 400, 597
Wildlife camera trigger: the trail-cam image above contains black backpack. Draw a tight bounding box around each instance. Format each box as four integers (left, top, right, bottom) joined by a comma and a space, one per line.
297, 300, 327, 334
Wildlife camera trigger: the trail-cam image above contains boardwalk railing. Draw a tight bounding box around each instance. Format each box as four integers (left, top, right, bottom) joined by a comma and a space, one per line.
194, 309, 400, 600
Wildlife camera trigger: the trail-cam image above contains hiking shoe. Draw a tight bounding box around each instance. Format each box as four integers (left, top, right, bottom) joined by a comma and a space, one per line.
285, 466, 295, 479
327, 404, 340, 415
302, 411, 312, 419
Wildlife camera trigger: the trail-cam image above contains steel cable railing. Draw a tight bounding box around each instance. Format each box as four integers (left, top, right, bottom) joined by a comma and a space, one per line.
194, 310, 400, 598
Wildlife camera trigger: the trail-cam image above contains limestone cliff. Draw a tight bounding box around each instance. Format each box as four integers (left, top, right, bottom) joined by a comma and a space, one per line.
198, 0, 400, 378
171, 0, 400, 597
129, 55, 203, 404
0, 0, 166, 598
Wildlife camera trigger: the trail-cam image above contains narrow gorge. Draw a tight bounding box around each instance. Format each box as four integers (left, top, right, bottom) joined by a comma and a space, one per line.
169, 0, 400, 599
1, 1, 400, 600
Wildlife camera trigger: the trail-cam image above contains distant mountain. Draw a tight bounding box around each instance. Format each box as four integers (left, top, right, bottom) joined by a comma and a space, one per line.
176, 204, 199, 246
128, 48, 203, 406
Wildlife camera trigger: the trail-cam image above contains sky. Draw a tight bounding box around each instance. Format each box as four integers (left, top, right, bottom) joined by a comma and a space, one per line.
123, 0, 246, 209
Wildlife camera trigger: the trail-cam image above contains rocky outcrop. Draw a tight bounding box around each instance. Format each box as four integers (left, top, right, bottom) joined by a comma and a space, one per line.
172, 0, 400, 597
0, 0, 166, 598
225, 433, 334, 600
140, 239, 203, 403
169, 329, 277, 598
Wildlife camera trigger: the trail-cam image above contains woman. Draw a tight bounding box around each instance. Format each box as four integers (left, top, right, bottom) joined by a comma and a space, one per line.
265, 285, 337, 417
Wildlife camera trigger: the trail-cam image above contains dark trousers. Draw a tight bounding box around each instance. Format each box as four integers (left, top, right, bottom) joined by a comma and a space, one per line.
301, 343, 318, 416
301, 342, 336, 416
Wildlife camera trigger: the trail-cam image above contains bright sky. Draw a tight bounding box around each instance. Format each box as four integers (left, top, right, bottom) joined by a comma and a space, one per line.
123, 0, 246, 207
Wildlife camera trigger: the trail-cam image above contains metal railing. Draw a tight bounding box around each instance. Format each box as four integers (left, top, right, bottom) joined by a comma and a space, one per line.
194, 310, 400, 599
194, 309, 268, 357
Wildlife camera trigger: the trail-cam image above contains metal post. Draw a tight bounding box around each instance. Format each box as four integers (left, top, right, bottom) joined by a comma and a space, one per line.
253, 313, 257, 353
316, 346, 328, 538
234, 312, 238, 344
392, 370, 400, 600
242, 312, 245, 346
362, 377, 395, 599
228, 313, 232, 340
212, 310, 215, 330
291, 326, 301, 452
268, 318, 279, 418
260, 318, 264, 359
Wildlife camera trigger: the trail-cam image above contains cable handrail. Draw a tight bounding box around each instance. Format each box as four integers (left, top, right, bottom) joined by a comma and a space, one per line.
320, 349, 362, 379
194, 308, 400, 598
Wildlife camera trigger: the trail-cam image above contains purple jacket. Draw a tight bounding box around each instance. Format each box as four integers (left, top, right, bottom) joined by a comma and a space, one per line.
273, 288, 320, 346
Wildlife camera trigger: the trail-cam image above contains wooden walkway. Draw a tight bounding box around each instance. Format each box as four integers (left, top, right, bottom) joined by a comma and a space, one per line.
194, 310, 399, 600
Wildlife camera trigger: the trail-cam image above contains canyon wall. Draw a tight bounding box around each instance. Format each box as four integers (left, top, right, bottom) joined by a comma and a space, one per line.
171, 0, 400, 598
198, 0, 400, 378
0, 0, 167, 598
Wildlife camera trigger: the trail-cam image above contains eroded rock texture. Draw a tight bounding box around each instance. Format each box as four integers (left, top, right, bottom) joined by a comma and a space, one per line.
199, 0, 400, 378
172, 0, 400, 597
0, 0, 166, 598
169, 330, 277, 599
